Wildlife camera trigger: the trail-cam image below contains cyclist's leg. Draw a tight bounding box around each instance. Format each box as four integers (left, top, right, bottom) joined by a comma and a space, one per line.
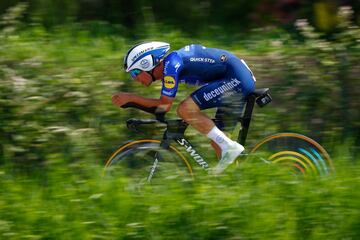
177, 78, 241, 134
177, 79, 244, 156
176, 97, 215, 135
194, 60, 255, 172
178, 58, 256, 172
210, 88, 246, 159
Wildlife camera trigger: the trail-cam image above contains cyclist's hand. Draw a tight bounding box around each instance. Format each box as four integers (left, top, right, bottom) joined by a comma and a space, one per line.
112, 92, 132, 107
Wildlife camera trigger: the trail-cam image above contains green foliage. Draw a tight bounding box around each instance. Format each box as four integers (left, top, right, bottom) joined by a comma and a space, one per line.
0, 4, 359, 167
0, 2, 27, 35
285, 7, 360, 142
0, 154, 360, 239
2, 1, 359, 36
0, 5, 128, 166
241, 7, 359, 148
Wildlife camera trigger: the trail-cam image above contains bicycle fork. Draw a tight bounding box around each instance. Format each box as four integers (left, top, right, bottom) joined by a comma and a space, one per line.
146, 137, 171, 182
147, 152, 160, 182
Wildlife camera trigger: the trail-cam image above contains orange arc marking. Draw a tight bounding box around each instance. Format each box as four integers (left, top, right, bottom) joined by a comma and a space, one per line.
272, 156, 309, 171
293, 163, 305, 174
104, 139, 193, 176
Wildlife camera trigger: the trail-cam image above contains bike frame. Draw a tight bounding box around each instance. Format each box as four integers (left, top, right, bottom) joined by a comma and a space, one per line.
110, 88, 334, 178
123, 88, 272, 174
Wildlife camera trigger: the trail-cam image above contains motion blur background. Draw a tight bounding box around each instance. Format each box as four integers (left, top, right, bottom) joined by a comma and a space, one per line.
0, 0, 359, 167
0, 1, 360, 239
0, 0, 359, 33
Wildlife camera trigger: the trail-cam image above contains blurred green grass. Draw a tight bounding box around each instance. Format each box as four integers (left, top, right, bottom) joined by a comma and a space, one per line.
0, 153, 360, 239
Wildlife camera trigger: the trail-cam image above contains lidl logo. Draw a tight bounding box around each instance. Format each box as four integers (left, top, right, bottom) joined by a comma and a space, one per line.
164, 76, 176, 89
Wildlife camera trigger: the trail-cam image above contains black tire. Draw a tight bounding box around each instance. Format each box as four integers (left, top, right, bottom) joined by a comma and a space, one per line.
104, 139, 193, 184
250, 133, 335, 176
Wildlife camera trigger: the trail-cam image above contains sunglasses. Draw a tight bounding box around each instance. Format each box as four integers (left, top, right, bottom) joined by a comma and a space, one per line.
130, 69, 142, 78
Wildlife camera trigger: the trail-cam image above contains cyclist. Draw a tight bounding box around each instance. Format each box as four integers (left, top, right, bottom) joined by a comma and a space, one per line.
112, 41, 256, 173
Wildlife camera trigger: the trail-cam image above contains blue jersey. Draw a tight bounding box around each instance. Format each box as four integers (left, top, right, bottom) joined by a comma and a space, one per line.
161, 44, 256, 98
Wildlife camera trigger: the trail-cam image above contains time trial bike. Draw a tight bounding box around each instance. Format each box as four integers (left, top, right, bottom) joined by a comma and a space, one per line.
104, 88, 334, 183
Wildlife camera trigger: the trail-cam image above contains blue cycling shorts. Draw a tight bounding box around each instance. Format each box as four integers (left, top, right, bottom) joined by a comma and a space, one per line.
190, 58, 256, 131
190, 58, 255, 110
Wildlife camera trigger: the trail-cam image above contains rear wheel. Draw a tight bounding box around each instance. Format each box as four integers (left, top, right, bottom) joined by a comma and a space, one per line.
250, 133, 335, 176
104, 139, 193, 185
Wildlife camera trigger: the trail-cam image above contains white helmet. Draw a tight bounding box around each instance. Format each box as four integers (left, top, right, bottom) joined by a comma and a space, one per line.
124, 41, 170, 72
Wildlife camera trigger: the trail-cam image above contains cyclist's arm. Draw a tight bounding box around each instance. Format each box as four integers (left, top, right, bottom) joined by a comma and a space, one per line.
112, 92, 174, 112
128, 94, 174, 112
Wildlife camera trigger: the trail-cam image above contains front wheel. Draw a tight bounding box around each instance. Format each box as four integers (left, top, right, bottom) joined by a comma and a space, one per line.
104, 139, 193, 184
250, 133, 335, 176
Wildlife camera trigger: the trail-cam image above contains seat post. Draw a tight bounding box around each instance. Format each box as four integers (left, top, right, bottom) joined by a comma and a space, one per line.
237, 94, 256, 146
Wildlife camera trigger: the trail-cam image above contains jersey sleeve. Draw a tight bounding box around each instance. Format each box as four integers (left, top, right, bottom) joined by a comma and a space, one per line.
161, 52, 183, 98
